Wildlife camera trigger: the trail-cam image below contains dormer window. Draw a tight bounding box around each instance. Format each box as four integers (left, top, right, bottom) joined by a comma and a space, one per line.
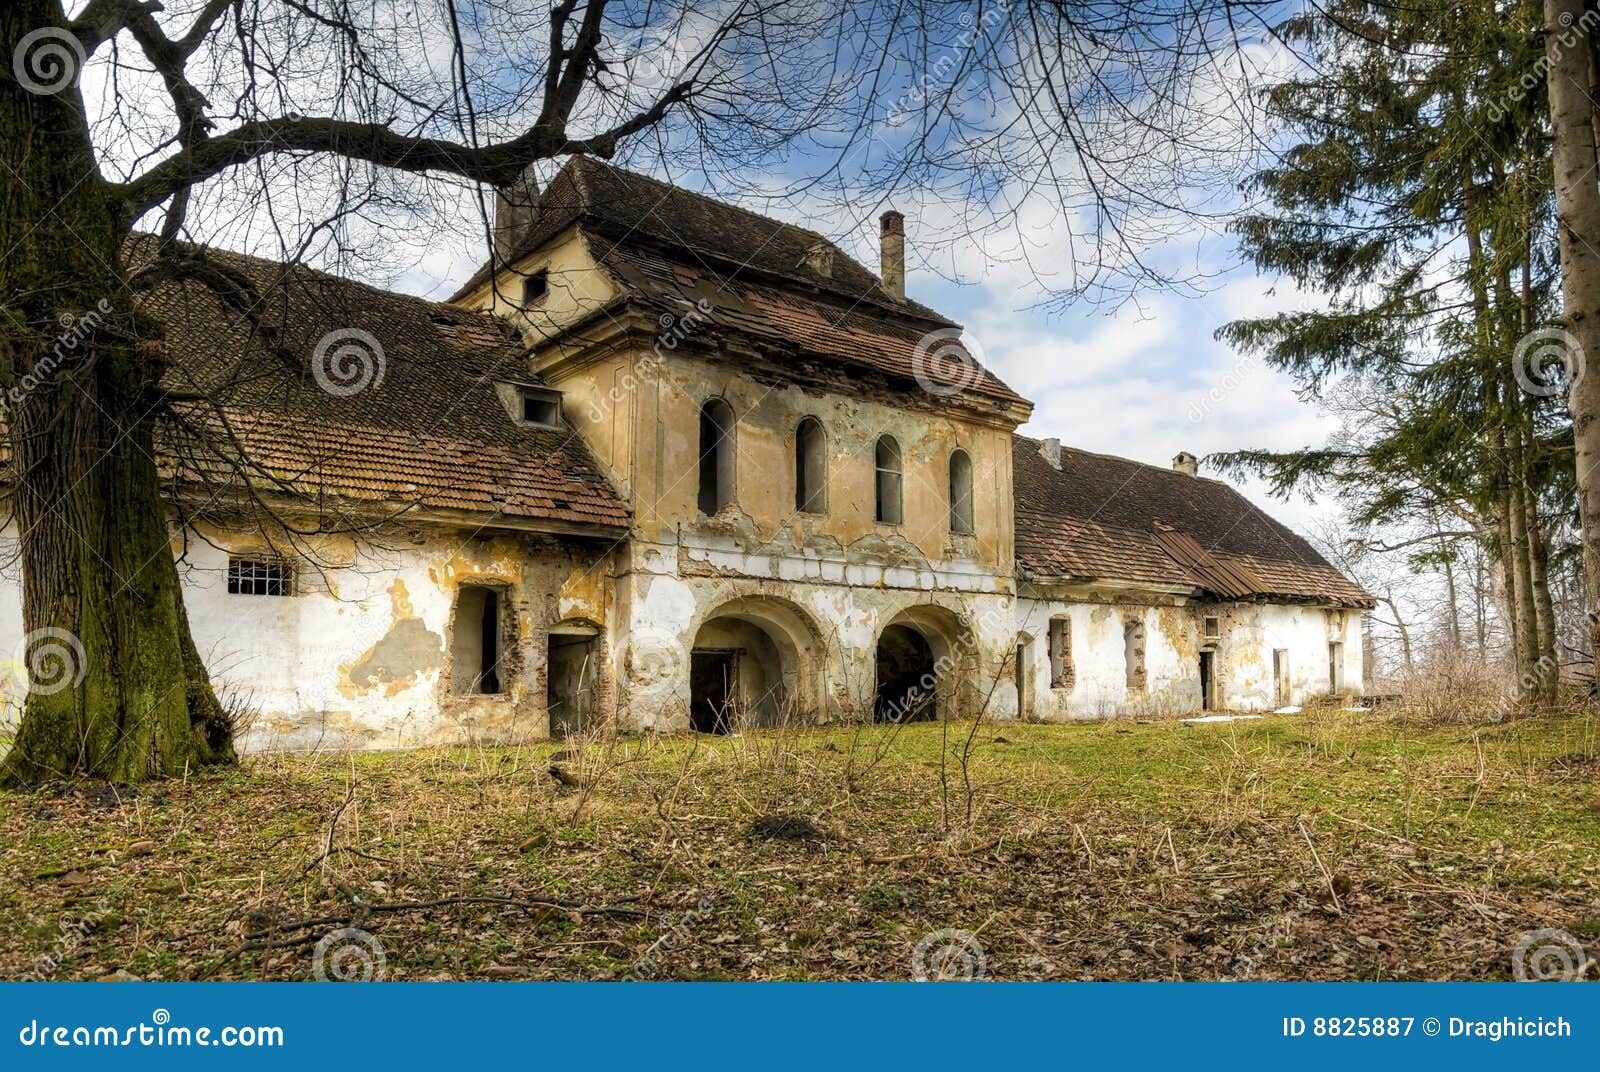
520, 386, 561, 429
522, 270, 548, 305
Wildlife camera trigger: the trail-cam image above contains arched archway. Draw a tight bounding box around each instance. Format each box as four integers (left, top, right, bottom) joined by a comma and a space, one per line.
874, 605, 977, 722
688, 596, 822, 733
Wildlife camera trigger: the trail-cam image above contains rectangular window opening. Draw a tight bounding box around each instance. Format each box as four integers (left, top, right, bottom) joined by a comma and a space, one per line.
452, 585, 506, 695
1047, 617, 1074, 690
521, 388, 561, 429
227, 555, 292, 597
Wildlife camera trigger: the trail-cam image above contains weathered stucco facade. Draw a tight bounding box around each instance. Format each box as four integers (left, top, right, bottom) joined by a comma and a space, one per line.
0, 157, 1371, 749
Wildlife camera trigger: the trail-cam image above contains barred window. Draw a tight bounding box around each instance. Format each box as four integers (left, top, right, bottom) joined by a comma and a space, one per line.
227, 556, 292, 597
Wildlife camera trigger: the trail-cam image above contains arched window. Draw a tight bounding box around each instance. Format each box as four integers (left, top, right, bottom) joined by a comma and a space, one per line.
698, 399, 735, 515
874, 435, 903, 524
795, 417, 827, 513
948, 448, 974, 534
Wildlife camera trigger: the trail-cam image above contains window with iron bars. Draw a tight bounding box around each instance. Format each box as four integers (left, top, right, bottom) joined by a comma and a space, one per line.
227, 556, 293, 597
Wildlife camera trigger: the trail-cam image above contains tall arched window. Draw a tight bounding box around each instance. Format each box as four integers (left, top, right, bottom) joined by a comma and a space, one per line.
875, 435, 903, 524
698, 399, 735, 515
795, 417, 827, 513
948, 448, 974, 534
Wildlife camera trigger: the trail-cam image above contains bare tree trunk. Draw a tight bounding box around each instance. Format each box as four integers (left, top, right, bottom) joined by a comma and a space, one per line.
1544, 0, 1600, 687
1, 0, 231, 783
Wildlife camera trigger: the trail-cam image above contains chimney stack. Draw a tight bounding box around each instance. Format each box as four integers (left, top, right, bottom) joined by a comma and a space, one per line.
1172, 451, 1198, 477
493, 165, 541, 262
1039, 437, 1061, 470
879, 210, 905, 301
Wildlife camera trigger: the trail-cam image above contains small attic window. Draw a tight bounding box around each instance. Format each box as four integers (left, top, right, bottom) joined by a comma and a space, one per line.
522, 270, 548, 305
520, 386, 561, 429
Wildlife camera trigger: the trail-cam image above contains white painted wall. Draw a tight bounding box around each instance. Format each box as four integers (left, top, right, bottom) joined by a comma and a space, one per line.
0, 521, 613, 752
1016, 597, 1365, 720
0, 516, 1365, 751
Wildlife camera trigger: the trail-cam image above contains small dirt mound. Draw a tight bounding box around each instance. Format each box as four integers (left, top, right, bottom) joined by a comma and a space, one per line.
748, 814, 827, 843
39, 781, 139, 809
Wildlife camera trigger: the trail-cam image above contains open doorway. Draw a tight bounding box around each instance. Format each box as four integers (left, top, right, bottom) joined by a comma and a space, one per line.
1273, 649, 1290, 707
1198, 650, 1216, 711
547, 625, 598, 738
690, 649, 738, 734
875, 623, 936, 722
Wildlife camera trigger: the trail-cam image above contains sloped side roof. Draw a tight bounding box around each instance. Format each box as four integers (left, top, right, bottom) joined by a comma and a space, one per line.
1013, 436, 1373, 607
454, 156, 1028, 410
136, 241, 629, 532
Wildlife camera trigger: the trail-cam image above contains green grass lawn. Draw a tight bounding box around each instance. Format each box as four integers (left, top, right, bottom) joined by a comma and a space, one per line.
2, 708, 1598, 981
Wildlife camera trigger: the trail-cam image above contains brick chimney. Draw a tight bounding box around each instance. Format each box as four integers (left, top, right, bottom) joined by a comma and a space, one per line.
493, 164, 541, 262
1172, 451, 1198, 477
879, 210, 905, 301
1039, 437, 1062, 470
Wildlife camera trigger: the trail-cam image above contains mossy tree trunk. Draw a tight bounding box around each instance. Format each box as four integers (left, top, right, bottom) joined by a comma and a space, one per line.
2, 0, 233, 783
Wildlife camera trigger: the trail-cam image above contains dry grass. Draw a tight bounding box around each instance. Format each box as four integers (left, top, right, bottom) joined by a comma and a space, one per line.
2, 708, 1599, 981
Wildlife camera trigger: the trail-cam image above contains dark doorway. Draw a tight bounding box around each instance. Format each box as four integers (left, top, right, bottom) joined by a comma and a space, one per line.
1199, 650, 1215, 711
875, 624, 936, 722
690, 649, 737, 734
547, 633, 596, 738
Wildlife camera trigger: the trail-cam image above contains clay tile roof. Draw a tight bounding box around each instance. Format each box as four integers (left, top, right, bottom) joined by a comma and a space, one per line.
132, 238, 629, 533
1013, 436, 1373, 607
453, 156, 1028, 409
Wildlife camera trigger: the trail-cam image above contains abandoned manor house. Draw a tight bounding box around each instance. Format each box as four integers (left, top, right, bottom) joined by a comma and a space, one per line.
0, 157, 1373, 750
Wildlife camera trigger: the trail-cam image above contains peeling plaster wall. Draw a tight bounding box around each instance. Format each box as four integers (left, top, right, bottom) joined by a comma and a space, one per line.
0, 521, 615, 753
615, 550, 1021, 732
1016, 597, 1366, 719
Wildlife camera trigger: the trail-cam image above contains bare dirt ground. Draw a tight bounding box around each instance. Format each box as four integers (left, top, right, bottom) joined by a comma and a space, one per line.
2, 708, 1598, 981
